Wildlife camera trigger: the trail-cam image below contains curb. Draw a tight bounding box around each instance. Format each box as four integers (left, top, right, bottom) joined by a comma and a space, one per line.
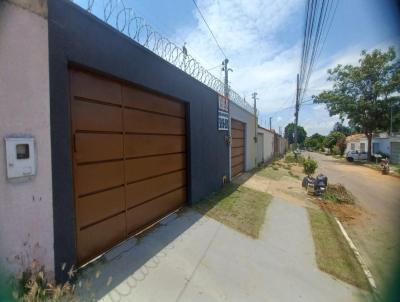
334, 217, 377, 289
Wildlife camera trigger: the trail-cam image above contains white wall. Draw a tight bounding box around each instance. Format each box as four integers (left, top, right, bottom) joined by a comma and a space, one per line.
230, 102, 256, 171
278, 136, 287, 156
345, 140, 367, 153
346, 137, 399, 155
256, 133, 264, 164
257, 127, 274, 162
0, 1, 54, 275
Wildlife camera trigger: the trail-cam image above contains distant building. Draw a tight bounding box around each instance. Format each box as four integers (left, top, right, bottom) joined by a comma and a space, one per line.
345, 133, 400, 163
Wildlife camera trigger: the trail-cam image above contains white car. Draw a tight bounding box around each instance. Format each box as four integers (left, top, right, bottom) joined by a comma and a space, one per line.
346, 150, 368, 162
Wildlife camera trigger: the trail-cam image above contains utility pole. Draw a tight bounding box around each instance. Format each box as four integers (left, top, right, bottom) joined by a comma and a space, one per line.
252, 92, 258, 167
252, 92, 258, 139
182, 43, 188, 72
269, 117, 272, 130
294, 73, 300, 153
222, 58, 229, 97
222, 58, 232, 180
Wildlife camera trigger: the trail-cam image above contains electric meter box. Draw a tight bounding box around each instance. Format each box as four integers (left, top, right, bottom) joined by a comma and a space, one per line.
5, 137, 36, 179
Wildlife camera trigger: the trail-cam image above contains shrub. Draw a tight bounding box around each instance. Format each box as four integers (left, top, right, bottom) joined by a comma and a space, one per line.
331, 146, 341, 155
284, 153, 304, 164
10, 260, 76, 302
7, 236, 78, 302
323, 184, 355, 204
303, 156, 318, 176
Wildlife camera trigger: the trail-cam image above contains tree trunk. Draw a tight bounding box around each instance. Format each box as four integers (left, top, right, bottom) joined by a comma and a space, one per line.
366, 132, 372, 161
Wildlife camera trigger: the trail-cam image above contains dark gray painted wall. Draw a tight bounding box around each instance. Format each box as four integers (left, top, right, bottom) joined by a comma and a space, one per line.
48, 0, 229, 281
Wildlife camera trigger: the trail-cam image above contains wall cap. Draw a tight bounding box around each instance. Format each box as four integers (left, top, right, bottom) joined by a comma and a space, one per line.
5, 0, 47, 18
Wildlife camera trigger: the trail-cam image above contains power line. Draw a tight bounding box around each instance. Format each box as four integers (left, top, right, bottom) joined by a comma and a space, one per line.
298, 0, 338, 104
315, 0, 339, 68
207, 63, 222, 71
263, 93, 296, 116
191, 0, 227, 58
292, 0, 338, 149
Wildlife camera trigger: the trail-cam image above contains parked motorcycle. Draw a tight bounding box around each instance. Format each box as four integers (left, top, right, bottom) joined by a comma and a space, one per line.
380, 158, 390, 175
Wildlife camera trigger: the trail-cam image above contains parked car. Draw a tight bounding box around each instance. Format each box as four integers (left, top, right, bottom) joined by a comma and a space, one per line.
346, 150, 368, 162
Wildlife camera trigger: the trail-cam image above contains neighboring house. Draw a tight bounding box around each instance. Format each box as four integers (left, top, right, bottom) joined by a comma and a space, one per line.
1, 0, 288, 282
345, 134, 368, 153
230, 102, 257, 177
256, 126, 287, 165
346, 133, 400, 163
257, 126, 275, 164
0, 0, 256, 281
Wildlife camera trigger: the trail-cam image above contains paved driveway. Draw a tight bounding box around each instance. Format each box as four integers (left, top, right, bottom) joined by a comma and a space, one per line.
305, 151, 400, 290
77, 197, 370, 302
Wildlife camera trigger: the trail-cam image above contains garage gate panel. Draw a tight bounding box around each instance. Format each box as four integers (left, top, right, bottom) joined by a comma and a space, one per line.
231, 119, 245, 177
70, 69, 187, 264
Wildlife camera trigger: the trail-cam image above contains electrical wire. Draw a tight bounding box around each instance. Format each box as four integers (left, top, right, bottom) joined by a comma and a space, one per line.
191, 0, 227, 58
298, 0, 339, 104
207, 63, 223, 71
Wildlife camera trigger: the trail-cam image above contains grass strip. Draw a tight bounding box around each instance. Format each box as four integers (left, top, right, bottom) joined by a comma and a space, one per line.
307, 207, 370, 291
193, 184, 272, 238
256, 166, 288, 180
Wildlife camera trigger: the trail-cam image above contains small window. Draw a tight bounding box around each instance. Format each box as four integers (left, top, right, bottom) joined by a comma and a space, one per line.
16, 144, 30, 159
360, 143, 366, 153
351, 143, 355, 151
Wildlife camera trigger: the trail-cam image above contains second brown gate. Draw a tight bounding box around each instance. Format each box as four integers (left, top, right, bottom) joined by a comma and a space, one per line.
231, 119, 245, 177
70, 69, 187, 264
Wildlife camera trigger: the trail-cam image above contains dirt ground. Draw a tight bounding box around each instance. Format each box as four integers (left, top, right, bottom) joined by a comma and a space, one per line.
235, 155, 400, 292
233, 160, 375, 292
237, 171, 311, 208
305, 152, 400, 292
239, 163, 367, 225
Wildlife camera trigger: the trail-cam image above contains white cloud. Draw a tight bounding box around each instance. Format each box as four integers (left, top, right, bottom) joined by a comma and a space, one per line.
173, 0, 398, 134
175, 0, 303, 113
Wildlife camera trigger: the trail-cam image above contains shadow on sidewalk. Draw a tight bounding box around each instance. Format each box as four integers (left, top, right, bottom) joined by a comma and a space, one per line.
74, 163, 274, 301
75, 208, 205, 301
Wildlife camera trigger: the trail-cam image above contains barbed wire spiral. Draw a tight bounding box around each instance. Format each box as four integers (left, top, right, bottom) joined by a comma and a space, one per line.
77, 0, 254, 113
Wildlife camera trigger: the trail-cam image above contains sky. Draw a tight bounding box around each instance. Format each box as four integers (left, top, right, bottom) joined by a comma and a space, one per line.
76, 0, 400, 135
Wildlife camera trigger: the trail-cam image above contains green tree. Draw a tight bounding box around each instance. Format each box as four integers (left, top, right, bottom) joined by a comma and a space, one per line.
284, 123, 307, 146
304, 133, 325, 151
314, 47, 400, 160
324, 131, 346, 153
333, 122, 351, 136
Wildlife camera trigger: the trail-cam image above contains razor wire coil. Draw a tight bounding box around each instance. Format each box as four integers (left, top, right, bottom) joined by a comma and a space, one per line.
76, 0, 254, 113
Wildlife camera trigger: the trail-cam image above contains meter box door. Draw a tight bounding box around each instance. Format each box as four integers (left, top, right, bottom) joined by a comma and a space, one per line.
5, 137, 36, 179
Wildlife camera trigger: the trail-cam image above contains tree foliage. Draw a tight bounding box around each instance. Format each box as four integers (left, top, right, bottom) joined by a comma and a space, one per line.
313, 47, 400, 159
324, 131, 346, 155
303, 157, 318, 176
304, 133, 325, 151
332, 122, 351, 136
284, 123, 307, 146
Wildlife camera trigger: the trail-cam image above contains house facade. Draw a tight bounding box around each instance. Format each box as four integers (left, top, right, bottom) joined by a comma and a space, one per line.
256, 127, 275, 164
0, 0, 287, 281
346, 133, 400, 163
256, 127, 287, 165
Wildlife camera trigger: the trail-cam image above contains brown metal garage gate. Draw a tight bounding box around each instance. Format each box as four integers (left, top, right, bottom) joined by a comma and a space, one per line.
231, 119, 245, 177
70, 69, 187, 264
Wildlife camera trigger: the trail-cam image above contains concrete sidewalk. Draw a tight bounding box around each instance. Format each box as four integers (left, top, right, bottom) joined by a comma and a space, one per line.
77, 197, 371, 302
